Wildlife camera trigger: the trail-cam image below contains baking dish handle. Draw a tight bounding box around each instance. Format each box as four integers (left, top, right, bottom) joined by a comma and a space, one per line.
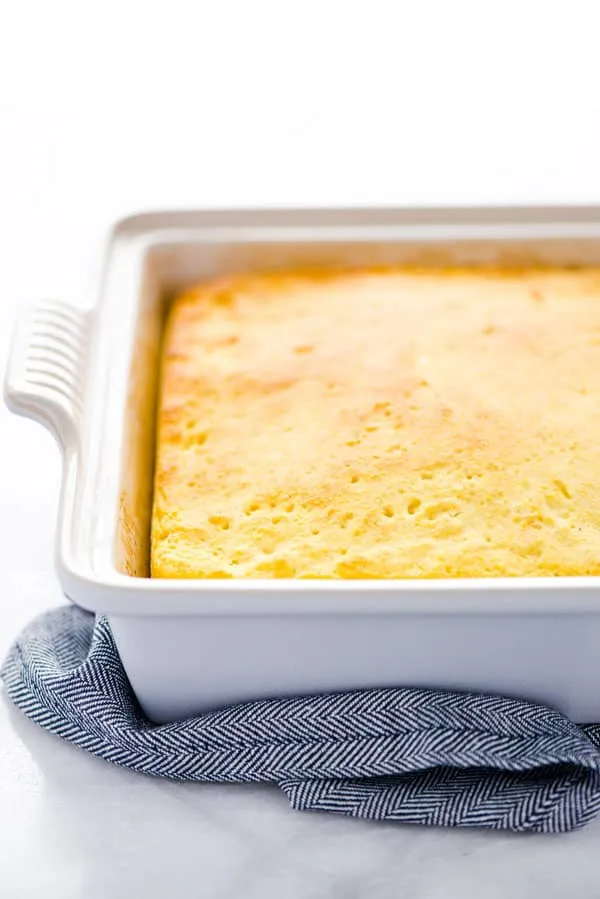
4, 301, 91, 449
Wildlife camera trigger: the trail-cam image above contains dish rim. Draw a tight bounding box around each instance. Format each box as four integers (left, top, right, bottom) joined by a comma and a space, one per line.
8, 204, 600, 616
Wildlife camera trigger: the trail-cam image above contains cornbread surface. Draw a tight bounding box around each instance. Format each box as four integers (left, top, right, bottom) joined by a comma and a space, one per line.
151, 267, 600, 579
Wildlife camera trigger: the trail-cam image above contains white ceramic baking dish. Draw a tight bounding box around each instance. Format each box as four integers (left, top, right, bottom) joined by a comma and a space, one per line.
6, 206, 600, 724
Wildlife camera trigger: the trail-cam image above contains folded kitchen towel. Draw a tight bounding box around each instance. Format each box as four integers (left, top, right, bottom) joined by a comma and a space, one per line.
3, 605, 600, 834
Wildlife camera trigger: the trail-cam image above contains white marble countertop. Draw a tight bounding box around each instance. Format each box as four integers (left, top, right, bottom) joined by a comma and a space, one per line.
3, 6, 600, 894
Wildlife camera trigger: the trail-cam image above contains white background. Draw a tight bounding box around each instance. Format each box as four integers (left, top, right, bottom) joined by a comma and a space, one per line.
2, 1, 600, 896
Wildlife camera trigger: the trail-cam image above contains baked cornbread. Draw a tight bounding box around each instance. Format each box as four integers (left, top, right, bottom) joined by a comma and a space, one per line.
151, 267, 600, 579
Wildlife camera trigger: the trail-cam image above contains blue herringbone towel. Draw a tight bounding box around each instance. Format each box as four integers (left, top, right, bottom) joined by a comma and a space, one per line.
3, 606, 600, 833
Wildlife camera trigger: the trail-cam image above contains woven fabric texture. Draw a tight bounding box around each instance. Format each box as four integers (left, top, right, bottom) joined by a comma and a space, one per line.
3, 606, 600, 833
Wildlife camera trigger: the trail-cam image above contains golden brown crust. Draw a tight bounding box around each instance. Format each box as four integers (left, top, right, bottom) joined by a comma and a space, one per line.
151, 267, 600, 578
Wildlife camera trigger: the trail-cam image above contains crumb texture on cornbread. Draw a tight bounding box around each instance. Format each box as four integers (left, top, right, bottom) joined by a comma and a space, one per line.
151, 267, 600, 579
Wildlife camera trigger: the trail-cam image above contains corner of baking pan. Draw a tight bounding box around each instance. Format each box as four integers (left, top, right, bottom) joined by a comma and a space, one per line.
52, 204, 600, 619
